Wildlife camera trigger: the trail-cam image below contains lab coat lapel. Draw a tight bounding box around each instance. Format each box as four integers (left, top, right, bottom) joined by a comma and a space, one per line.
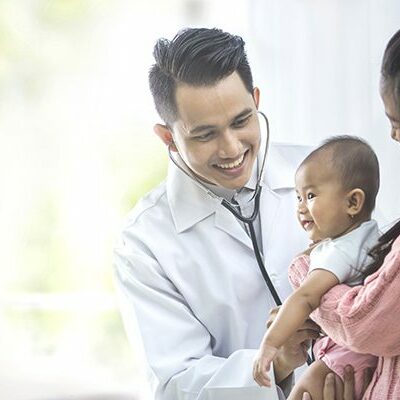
167, 160, 254, 250
214, 206, 253, 251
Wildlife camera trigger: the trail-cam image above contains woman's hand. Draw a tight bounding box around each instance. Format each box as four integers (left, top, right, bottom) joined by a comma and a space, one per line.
301, 366, 373, 400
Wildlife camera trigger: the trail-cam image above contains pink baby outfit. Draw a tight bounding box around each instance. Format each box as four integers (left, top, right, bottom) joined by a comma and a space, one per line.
289, 259, 377, 399
291, 234, 400, 399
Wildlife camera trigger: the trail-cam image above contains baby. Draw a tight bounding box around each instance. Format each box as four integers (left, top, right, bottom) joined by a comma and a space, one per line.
253, 136, 379, 400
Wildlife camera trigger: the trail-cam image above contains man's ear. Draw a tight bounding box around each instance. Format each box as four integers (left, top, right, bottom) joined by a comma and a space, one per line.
346, 188, 365, 217
153, 123, 178, 152
253, 87, 260, 109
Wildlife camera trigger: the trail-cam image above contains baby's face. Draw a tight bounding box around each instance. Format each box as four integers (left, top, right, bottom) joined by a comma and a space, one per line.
295, 160, 353, 242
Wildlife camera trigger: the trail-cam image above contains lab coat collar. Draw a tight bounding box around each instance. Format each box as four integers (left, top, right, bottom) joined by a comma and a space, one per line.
167, 163, 220, 233
261, 144, 296, 190
166, 144, 296, 233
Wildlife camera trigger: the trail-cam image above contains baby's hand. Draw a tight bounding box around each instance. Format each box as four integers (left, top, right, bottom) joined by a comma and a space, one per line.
252, 344, 279, 387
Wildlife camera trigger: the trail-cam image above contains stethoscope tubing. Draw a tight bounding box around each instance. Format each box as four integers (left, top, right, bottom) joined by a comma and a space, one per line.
167, 111, 313, 365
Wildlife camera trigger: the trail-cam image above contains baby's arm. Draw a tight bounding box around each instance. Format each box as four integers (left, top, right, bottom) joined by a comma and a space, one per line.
253, 269, 339, 386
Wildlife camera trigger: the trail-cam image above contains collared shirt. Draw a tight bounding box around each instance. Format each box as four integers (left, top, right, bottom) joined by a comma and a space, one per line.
114, 143, 313, 400
203, 159, 263, 254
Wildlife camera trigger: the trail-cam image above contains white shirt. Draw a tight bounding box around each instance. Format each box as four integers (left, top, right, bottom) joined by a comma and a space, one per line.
310, 220, 380, 285
114, 143, 312, 400
204, 159, 263, 252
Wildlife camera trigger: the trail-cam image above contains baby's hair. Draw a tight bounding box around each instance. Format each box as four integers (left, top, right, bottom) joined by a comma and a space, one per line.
299, 135, 380, 216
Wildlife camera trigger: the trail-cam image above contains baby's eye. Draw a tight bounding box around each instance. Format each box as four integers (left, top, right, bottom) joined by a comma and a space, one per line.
307, 193, 315, 200
296, 195, 302, 202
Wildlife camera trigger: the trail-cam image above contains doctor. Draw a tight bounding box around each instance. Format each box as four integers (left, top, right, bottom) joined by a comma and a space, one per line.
114, 27, 320, 400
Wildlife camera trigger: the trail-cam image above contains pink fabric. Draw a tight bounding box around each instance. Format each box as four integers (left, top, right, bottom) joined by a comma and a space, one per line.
313, 337, 377, 400
289, 236, 400, 400
288, 257, 378, 399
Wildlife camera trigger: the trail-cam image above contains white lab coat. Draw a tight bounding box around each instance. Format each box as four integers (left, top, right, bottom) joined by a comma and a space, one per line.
114, 143, 312, 400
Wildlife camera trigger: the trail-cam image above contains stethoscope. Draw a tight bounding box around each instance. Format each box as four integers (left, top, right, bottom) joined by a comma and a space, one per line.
168, 110, 282, 305
168, 110, 313, 364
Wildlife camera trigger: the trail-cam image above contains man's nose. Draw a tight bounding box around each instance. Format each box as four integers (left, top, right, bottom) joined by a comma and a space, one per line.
217, 130, 241, 159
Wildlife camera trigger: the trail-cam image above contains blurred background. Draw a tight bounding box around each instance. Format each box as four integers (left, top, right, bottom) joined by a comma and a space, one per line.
0, 1, 399, 399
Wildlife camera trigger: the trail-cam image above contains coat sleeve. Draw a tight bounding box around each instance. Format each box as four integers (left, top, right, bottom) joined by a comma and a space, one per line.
113, 239, 283, 400
293, 238, 400, 358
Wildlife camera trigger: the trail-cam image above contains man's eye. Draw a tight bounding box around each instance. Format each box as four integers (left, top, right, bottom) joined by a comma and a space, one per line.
195, 132, 214, 141
307, 193, 315, 200
232, 116, 251, 128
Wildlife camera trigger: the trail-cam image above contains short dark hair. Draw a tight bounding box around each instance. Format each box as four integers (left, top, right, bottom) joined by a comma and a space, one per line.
381, 29, 400, 101
149, 28, 254, 126
299, 135, 380, 216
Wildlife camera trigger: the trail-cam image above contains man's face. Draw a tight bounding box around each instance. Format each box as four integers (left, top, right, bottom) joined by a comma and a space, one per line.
171, 72, 261, 190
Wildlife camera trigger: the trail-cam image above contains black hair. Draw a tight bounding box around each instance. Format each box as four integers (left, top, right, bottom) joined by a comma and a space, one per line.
148, 27, 254, 126
365, 29, 400, 278
381, 29, 400, 101
299, 135, 380, 216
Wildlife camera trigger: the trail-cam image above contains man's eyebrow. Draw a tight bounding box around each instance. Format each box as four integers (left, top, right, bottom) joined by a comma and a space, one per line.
232, 108, 253, 121
189, 108, 254, 135
189, 124, 216, 135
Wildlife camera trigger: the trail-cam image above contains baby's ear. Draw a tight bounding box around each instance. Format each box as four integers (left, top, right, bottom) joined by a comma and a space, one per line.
346, 188, 365, 217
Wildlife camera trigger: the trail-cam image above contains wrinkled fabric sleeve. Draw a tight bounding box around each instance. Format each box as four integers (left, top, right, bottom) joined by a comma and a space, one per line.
291, 241, 400, 358
114, 243, 284, 400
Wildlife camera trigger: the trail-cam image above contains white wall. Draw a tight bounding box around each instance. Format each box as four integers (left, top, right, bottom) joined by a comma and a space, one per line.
247, 0, 400, 224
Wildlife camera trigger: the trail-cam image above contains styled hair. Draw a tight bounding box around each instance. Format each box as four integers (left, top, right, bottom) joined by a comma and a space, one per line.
148, 28, 254, 126
381, 28, 400, 101
299, 135, 380, 216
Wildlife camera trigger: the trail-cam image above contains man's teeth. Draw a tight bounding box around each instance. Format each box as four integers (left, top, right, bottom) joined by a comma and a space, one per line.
216, 154, 245, 169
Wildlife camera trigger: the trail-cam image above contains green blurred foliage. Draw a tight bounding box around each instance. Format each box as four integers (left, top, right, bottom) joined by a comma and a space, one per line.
5, 308, 70, 355
17, 191, 73, 292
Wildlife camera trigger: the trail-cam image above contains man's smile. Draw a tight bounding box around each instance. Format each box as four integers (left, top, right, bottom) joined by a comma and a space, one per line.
215, 151, 246, 170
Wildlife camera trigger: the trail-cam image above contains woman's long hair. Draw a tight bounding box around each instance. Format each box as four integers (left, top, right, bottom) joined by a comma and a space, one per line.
363, 29, 400, 278
364, 220, 400, 277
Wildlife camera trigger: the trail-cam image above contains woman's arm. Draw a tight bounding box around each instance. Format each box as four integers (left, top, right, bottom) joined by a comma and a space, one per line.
292, 237, 400, 357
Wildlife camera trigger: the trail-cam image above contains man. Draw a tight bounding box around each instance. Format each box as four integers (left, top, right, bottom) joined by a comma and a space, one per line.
114, 28, 319, 400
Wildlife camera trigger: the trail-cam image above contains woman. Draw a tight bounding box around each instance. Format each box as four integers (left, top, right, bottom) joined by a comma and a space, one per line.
298, 28, 400, 399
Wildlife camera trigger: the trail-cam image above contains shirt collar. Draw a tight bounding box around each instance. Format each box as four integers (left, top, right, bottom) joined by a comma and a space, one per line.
262, 143, 311, 190
166, 143, 310, 232
202, 157, 259, 201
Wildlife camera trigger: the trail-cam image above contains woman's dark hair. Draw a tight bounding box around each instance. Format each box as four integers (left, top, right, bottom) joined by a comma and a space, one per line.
148, 28, 254, 126
381, 29, 400, 101
363, 29, 400, 278
364, 220, 400, 277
